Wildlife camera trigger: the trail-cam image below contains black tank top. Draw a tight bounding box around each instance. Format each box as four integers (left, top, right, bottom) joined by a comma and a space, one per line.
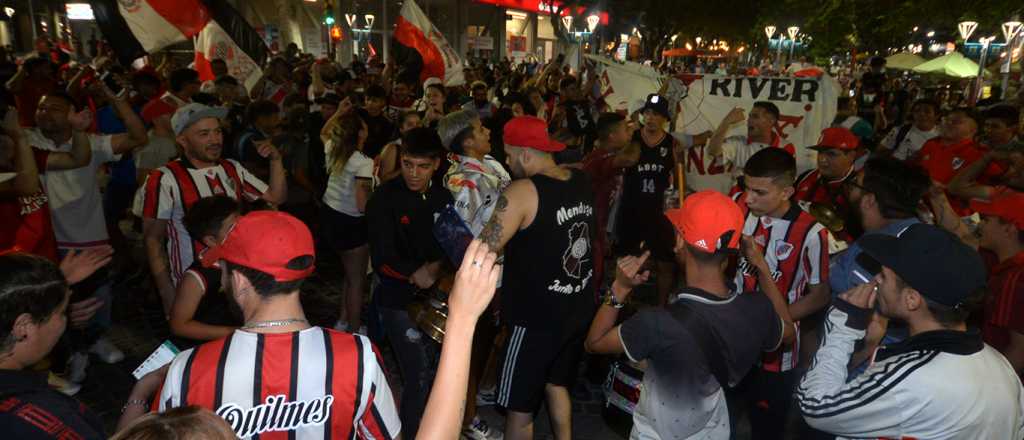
502, 169, 597, 332
622, 129, 676, 214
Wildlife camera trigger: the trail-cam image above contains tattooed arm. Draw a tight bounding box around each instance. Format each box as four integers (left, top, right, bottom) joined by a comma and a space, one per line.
477, 179, 538, 253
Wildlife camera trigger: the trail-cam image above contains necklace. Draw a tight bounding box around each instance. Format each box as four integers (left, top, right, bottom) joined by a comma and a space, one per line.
241, 318, 308, 330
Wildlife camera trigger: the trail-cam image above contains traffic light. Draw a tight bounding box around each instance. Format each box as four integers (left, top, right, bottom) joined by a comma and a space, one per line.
330, 25, 343, 42
324, 1, 335, 25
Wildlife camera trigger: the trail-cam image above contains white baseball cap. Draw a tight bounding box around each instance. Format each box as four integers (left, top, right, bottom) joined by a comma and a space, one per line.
171, 103, 228, 136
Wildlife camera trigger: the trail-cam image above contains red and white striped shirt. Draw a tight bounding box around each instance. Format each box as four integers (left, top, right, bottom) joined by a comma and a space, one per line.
132, 158, 266, 286
733, 193, 829, 372
158, 327, 401, 439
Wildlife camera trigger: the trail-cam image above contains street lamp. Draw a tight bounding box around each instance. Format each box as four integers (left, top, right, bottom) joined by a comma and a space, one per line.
765, 25, 777, 70
561, 15, 572, 31
958, 21, 978, 42
3, 7, 12, 18
586, 14, 599, 33
364, 14, 375, 30
787, 26, 800, 64
1001, 21, 1022, 98
344, 13, 356, 28
926, 30, 935, 37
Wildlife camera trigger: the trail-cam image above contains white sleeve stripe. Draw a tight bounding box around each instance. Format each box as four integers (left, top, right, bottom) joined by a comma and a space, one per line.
798, 351, 936, 416
184, 269, 206, 292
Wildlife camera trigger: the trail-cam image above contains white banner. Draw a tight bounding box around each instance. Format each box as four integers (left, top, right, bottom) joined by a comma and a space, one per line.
586, 54, 663, 114
677, 74, 840, 172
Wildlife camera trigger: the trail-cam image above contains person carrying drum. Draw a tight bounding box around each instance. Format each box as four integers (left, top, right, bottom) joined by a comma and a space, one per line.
584, 190, 796, 439
365, 127, 452, 437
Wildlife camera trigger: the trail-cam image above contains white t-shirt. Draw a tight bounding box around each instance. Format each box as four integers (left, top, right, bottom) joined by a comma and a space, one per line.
26, 128, 117, 249
134, 132, 178, 171
718, 135, 774, 186
323, 145, 374, 217
880, 125, 939, 161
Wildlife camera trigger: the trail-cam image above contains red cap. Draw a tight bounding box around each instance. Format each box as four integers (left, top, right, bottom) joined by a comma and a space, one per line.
970, 190, 1024, 230
664, 191, 744, 253
810, 127, 860, 151
200, 211, 316, 282
502, 116, 566, 152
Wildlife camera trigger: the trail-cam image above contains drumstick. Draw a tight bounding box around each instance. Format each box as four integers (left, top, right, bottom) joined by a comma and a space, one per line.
676, 162, 685, 208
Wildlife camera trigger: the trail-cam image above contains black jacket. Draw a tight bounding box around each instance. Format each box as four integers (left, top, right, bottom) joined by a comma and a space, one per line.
367, 177, 452, 309
0, 369, 105, 439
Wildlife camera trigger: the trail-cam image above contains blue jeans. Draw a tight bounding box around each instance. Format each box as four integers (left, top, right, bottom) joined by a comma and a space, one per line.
375, 295, 439, 438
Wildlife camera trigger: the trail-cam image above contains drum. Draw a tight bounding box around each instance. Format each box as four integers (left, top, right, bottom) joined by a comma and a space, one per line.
405, 274, 455, 344
603, 359, 645, 416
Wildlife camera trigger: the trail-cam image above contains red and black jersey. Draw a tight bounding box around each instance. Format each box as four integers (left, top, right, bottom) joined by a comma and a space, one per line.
983, 250, 1024, 377
732, 193, 830, 372
794, 168, 860, 240
159, 327, 401, 439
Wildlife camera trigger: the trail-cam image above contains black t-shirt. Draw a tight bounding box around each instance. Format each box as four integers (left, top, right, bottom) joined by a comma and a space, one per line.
621, 129, 677, 216
502, 170, 597, 332
173, 261, 241, 349
619, 287, 783, 438
0, 369, 105, 439
358, 108, 395, 159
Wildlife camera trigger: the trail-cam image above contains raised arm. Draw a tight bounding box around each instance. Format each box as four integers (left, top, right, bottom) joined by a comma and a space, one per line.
742, 236, 797, 345
45, 110, 93, 170
143, 217, 175, 315
708, 108, 746, 158
0, 108, 40, 197
106, 85, 149, 154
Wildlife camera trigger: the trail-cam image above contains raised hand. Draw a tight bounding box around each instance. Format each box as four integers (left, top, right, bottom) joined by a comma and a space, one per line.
740, 235, 768, 271
68, 109, 94, 132
448, 240, 500, 322
255, 139, 282, 161
839, 280, 878, 310
723, 107, 746, 126
614, 249, 651, 291
59, 245, 114, 284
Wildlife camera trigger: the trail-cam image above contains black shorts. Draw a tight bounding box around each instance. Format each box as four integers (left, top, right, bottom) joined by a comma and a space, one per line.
496, 323, 587, 413
320, 206, 368, 251
615, 210, 676, 262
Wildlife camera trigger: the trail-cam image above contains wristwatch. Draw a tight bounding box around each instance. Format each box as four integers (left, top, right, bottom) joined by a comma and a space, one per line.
603, 291, 626, 309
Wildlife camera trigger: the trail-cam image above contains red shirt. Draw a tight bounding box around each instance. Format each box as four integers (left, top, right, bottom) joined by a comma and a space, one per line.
983, 250, 1024, 359
0, 150, 57, 261
913, 138, 990, 184
582, 147, 624, 286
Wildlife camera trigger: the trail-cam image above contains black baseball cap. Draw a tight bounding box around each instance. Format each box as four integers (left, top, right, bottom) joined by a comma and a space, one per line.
857, 224, 986, 308
642, 94, 670, 118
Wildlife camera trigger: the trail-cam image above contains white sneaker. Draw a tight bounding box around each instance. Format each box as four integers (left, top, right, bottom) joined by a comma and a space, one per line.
476, 387, 497, 406
463, 418, 503, 440
89, 337, 125, 364
333, 320, 350, 332
67, 352, 89, 383
49, 372, 81, 396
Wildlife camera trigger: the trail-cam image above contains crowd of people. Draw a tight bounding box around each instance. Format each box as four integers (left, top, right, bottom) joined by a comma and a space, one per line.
2, 34, 1024, 440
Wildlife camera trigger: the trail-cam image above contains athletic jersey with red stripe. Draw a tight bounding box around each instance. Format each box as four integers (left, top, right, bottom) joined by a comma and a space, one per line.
132, 158, 267, 286
159, 327, 401, 439
733, 193, 829, 372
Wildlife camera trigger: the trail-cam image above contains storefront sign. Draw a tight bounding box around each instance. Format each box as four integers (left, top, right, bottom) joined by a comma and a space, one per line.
468, 36, 494, 50
474, 0, 608, 25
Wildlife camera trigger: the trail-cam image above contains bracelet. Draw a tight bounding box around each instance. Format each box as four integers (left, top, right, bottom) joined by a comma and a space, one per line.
122, 399, 148, 413
602, 291, 626, 309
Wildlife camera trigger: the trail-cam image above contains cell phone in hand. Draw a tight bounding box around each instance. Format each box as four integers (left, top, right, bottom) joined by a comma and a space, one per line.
101, 72, 126, 98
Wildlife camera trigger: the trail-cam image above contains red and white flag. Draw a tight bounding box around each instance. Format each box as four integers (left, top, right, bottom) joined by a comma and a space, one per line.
115, 0, 210, 52
194, 21, 263, 91
393, 0, 464, 86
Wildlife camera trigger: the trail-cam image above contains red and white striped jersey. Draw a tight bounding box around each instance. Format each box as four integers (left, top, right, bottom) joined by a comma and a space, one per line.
158, 327, 401, 440
732, 193, 830, 372
132, 158, 266, 286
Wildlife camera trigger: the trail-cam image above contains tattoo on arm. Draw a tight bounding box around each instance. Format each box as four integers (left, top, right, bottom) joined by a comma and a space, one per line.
478, 194, 508, 251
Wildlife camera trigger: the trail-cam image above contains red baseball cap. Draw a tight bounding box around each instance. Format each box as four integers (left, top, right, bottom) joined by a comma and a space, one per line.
810, 127, 860, 151
970, 190, 1024, 230
201, 211, 316, 282
503, 116, 566, 152
664, 191, 744, 253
